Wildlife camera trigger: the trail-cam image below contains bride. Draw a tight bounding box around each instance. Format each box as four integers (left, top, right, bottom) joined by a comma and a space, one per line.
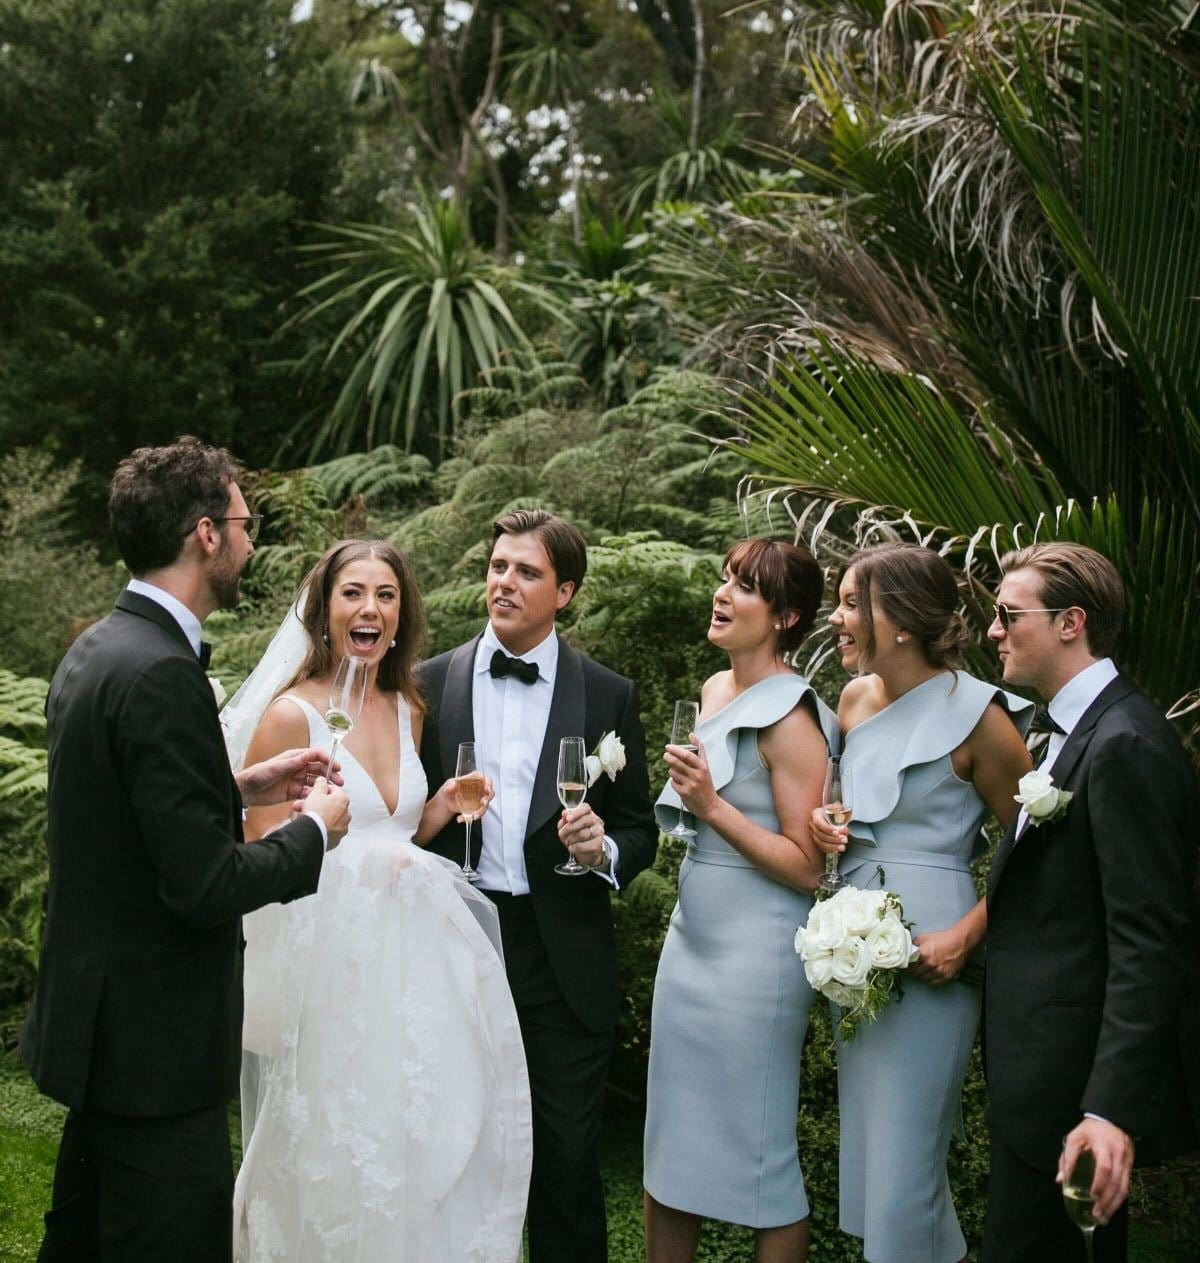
222, 539, 531, 1262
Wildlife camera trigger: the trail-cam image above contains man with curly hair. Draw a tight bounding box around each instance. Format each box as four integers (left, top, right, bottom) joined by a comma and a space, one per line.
22, 437, 351, 1262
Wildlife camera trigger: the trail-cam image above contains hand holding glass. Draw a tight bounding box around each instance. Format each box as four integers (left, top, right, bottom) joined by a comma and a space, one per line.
818, 755, 851, 894
664, 700, 700, 839
1061, 1143, 1098, 1262
454, 742, 484, 883
324, 656, 368, 779
555, 736, 590, 876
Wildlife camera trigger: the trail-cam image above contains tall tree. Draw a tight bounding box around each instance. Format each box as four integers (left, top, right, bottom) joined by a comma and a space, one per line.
0, 0, 353, 498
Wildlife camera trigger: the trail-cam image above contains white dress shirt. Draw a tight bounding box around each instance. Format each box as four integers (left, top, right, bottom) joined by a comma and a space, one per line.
473, 624, 619, 892
1017, 657, 1118, 837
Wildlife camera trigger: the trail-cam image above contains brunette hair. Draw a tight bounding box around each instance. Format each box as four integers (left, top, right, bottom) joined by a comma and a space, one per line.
838, 543, 969, 668
108, 436, 241, 575
724, 538, 824, 654
491, 508, 587, 593
283, 540, 427, 716
999, 542, 1124, 658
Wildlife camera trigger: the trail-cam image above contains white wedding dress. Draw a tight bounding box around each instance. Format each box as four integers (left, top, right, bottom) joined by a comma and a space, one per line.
232, 694, 532, 1262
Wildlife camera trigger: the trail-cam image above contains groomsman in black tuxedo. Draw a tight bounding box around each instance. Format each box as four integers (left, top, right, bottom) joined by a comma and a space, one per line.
416, 509, 658, 1263
21, 438, 351, 1262
983, 542, 1199, 1263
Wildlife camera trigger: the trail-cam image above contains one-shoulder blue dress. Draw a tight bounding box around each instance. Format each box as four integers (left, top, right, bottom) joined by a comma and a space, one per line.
834, 671, 1032, 1263
644, 674, 838, 1227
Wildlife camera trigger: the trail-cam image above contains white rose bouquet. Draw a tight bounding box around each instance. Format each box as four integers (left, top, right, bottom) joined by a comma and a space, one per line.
1013, 769, 1072, 826
794, 885, 918, 1041
585, 731, 626, 787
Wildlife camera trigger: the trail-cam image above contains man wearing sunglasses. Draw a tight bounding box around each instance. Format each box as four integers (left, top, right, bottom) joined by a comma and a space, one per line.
981, 542, 1199, 1263
21, 437, 351, 1262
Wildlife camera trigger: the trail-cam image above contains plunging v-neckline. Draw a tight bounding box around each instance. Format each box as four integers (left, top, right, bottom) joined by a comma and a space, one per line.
285, 693, 404, 818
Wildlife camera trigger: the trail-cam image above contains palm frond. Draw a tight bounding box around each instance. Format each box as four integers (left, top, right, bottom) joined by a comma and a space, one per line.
736, 338, 1064, 538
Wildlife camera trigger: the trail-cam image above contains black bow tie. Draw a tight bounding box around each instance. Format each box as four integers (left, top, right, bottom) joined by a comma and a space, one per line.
198, 641, 213, 670
490, 649, 539, 685
1029, 706, 1064, 736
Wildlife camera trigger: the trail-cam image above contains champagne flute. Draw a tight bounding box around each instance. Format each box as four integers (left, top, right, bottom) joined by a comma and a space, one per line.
1061, 1143, 1098, 1262
663, 701, 699, 839
818, 755, 851, 895
324, 655, 368, 779
455, 741, 484, 883
555, 736, 590, 877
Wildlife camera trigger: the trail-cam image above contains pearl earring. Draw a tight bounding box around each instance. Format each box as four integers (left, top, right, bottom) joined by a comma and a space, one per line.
774, 623, 781, 631
896, 634, 904, 644
322, 630, 329, 644
390, 638, 396, 648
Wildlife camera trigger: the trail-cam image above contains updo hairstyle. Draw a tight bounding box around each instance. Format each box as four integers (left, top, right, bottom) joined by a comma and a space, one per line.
838, 543, 969, 669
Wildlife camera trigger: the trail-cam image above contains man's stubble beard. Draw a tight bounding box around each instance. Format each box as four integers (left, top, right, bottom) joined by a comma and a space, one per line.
211, 536, 247, 611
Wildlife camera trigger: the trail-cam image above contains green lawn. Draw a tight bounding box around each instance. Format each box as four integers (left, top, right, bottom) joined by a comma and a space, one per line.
1, 1063, 1191, 1262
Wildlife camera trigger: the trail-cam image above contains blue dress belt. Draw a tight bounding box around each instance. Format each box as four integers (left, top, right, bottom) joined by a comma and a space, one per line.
842, 843, 972, 873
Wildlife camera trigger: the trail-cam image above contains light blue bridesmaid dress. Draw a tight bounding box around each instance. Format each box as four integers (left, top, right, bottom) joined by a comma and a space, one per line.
835, 671, 1032, 1263
644, 674, 838, 1227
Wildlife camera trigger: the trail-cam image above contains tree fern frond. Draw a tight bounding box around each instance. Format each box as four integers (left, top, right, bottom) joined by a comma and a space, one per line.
0, 672, 49, 741
0, 735, 47, 801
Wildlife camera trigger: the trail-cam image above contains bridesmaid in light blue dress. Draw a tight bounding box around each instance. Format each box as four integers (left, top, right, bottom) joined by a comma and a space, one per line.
644, 539, 837, 1263
812, 544, 1033, 1263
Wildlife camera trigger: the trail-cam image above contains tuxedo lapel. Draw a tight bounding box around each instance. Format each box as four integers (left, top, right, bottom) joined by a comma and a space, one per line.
115, 589, 200, 662
1042, 674, 1132, 791
437, 636, 480, 780
526, 639, 586, 839
988, 816, 1021, 898
989, 674, 1134, 893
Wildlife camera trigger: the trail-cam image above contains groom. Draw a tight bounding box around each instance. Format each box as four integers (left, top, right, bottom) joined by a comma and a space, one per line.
22, 437, 351, 1262
417, 508, 657, 1263
983, 541, 1199, 1262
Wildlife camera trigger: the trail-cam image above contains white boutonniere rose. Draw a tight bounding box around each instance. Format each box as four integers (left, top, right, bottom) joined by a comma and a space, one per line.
585, 731, 626, 787
209, 675, 227, 707
1014, 769, 1072, 825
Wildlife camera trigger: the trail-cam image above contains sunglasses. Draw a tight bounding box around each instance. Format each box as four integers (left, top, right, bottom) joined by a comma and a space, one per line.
993, 602, 1073, 630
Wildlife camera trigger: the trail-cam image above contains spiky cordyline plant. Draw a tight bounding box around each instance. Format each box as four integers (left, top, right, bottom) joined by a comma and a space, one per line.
285, 197, 561, 461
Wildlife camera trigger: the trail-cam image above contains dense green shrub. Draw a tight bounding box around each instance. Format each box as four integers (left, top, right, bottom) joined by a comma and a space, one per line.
0, 671, 49, 1047
0, 452, 120, 681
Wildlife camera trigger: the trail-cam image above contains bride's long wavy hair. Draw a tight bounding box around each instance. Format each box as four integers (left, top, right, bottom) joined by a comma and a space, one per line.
281, 540, 427, 717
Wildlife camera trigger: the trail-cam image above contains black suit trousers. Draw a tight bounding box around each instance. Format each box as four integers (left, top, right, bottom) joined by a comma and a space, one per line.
487, 891, 613, 1263
983, 1125, 1128, 1263
38, 1103, 233, 1263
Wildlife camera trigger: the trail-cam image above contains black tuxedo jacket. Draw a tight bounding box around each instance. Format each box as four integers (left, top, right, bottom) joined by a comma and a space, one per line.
21, 590, 325, 1117
416, 633, 658, 1033
985, 673, 1200, 1170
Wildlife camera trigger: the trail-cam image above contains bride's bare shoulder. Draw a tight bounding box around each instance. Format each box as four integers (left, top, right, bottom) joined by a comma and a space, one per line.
247, 693, 313, 762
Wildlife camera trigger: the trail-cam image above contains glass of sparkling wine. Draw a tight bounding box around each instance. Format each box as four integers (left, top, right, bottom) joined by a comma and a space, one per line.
324, 656, 367, 779
663, 701, 700, 839
1061, 1143, 1098, 1262
455, 742, 484, 884
555, 736, 590, 877
818, 755, 851, 894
